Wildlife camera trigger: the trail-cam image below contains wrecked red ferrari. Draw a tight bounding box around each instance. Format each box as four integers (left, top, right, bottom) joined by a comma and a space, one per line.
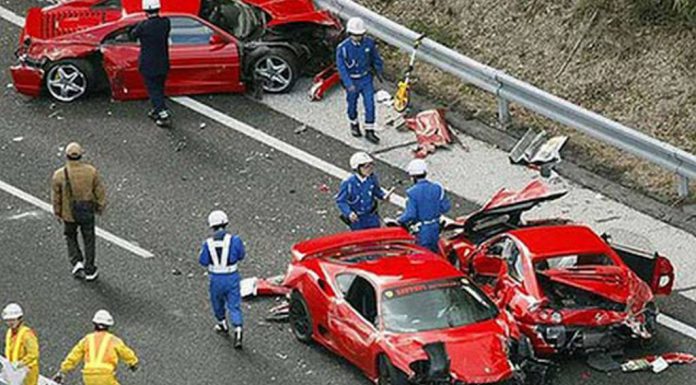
11, 0, 341, 102
282, 227, 546, 385
439, 181, 675, 356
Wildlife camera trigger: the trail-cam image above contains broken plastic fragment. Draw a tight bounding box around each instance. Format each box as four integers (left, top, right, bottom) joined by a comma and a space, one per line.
12, 137, 23, 142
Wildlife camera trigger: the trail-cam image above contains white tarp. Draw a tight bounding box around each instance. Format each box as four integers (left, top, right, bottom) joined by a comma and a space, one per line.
0, 356, 27, 385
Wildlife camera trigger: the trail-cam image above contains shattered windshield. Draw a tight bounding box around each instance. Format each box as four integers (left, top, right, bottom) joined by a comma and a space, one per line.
200, 0, 265, 39
382, 279, 498, 333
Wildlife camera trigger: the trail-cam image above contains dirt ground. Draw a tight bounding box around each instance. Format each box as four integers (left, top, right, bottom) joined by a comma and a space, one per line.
361, 0, 696, 202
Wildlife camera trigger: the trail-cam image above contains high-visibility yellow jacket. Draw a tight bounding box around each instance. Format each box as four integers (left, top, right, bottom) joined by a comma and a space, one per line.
60, 331, 138, 376
5, 324, 39, 369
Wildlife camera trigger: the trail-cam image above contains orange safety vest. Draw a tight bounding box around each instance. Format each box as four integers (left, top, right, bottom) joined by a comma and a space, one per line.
84, 333, 115, 372
5, 325, 30, 363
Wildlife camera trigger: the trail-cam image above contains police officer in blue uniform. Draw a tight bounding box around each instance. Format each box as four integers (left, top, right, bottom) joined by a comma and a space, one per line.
131, 0, 171, 127
198, 210, 246, 348
336, 152, 393, 230
336, 17, 384, 144
398, 159, 451, 252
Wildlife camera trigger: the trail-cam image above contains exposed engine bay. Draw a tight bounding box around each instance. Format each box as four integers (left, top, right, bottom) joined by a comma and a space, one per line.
536, 273, 625, 312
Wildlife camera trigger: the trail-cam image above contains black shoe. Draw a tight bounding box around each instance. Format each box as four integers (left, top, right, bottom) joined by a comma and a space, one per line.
85, 268, 99, 281
155, 110, 171, 127
72, 262, 85, 279
233, 327, 243, 349
147, 109, 158, 120
350, 123, 362, 137
365, 130, 380, 144
214, 320, 229, 334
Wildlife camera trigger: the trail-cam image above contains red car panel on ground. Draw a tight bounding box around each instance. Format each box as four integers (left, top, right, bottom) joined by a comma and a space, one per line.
283, 228, 533, 384
439, 181, 675, 356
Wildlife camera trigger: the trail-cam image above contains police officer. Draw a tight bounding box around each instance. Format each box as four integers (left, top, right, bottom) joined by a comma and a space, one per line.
2, 303, 39, 385
131, 0, 171, 127
336, 17, 384, 144
398, 159, 451, 252
199, 210, 245, 349
53, 310, 138, 385
336, 152, 393, 230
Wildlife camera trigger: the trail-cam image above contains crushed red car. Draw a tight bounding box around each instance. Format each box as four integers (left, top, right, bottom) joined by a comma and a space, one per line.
282, 227, 548, 385
438, 181, 675, 356
11, 0, 342, 102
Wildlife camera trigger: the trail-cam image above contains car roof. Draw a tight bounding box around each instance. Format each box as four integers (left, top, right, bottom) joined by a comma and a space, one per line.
508, 224, 610, 259
340, 253, 464, 290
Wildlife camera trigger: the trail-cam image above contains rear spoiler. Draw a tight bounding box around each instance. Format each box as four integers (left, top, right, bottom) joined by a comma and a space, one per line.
291, 227, 414, 261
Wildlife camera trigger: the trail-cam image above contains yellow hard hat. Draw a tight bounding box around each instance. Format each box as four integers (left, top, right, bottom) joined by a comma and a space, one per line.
65, 142, 84, 158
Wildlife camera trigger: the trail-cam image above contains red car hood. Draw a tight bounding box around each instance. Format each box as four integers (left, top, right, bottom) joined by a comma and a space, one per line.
385, 318, 514, 383
541, 266, 640, 304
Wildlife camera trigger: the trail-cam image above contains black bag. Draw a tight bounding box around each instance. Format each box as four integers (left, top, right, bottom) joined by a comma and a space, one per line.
64, 168, 95, 224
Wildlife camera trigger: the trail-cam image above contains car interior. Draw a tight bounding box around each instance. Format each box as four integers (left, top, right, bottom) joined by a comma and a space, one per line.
337, 274, 377, 326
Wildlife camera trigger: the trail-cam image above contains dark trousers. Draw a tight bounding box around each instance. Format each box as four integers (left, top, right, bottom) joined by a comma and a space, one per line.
143, 73, 168, 113
64, 221, 96, 274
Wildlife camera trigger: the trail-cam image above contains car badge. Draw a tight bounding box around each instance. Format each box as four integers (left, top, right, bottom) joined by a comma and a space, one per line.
384, 290, 394, 298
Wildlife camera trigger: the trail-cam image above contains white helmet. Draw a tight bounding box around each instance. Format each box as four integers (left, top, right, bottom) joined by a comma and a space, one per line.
407, 159, 428, 176
349, 152, 373, 170
208, 210, 229, 228
2, 303, 23, 321
142, 0, 160, 11
92, 310, 114, 326
346, 17, 367, 35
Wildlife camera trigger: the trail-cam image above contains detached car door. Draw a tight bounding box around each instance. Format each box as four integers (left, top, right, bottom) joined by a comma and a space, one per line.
166, 16, 244, 96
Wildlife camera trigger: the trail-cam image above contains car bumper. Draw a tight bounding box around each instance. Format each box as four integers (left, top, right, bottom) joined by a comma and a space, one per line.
10, 63, 44, 97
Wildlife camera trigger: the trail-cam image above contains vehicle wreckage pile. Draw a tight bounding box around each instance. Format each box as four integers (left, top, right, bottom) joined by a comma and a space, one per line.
241, 181, 691, 385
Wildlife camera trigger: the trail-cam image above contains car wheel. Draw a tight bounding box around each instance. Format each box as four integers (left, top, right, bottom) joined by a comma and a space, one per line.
378, 355, 408, 385
289, 291, 313, 343
252, 48, 298, 93
45, 60, 94, 102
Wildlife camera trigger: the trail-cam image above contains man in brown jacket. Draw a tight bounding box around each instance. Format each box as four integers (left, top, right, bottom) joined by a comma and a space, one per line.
51, 142, 106, 281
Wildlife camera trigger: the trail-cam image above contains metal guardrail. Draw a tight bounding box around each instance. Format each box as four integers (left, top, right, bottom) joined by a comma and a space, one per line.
316, 0, 696, 197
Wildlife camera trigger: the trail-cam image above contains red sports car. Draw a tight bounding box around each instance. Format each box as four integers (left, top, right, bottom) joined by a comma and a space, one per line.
282, 227, 542, 385
11, 0, 341, 102
438, 181, 675, 356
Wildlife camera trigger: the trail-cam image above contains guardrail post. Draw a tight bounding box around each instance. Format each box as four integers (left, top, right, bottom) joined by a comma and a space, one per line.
497, 97, 511, 128
677, 175, 690, 198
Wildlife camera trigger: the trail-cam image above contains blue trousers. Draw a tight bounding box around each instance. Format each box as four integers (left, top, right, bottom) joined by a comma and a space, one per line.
209, 273, 243, 327
346, 76, 375, 125
143, 73, 168, 113
416, 223, 440, 253
349, 213, 381, 231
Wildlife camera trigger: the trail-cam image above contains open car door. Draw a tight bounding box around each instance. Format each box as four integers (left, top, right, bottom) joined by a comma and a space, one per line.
603, 234, 674, 295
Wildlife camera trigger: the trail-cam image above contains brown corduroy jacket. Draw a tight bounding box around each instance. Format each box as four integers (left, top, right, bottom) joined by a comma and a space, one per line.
51, 160, 106, 222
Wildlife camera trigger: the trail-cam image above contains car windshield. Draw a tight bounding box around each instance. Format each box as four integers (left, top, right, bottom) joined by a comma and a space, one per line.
382, 279, 498, 333
535, 253, 615, 271
200, 0, 265, 39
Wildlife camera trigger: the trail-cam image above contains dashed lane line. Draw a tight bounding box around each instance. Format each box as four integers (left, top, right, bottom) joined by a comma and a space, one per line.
1, 5, 695, 342
0, 179, 154, 258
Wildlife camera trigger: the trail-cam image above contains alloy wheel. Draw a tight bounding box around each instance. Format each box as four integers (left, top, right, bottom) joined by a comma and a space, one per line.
46, 64, 87, 102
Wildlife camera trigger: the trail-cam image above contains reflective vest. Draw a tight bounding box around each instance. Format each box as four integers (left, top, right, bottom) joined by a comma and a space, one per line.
206, 234, 238, 274
84, 333, 115, 372
5, 325, 30, 363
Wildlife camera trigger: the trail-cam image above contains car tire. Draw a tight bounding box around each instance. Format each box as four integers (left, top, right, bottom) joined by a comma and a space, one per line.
251, 47, 298, 94
378, 355, 408, 385
45, 59, 94, 102
289, 291, 313, 343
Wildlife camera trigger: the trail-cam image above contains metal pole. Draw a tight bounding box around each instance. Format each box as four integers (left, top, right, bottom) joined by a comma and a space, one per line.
497, 97, 511, 128
677, 174, 690, 198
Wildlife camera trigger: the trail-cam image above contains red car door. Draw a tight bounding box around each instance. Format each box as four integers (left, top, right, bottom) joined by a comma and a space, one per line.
166, 16, 244, 95
101, 25, 147, 100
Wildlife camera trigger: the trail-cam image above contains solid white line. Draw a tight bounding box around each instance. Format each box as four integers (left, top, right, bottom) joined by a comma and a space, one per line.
0, 179, 154, 258
173, 96, 407, 208
3, 5, 696, 341
658, 314, 696, 341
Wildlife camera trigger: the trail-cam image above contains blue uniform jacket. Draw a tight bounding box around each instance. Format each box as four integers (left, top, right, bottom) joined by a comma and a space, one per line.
198, 230, 245, 277
398, 179, 451, 226
335, 173, 386, 218
131, 16, 171, 76
336, 37, 384, 89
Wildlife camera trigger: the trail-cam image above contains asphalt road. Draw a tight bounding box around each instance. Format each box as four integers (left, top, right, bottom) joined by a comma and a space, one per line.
0, 2, 695, 384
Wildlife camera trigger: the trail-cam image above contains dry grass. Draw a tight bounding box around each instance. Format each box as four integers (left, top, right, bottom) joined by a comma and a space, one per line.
362, 0, 696, 202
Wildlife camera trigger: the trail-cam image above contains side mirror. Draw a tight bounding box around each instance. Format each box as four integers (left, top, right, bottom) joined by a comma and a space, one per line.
210, 33, 226, 45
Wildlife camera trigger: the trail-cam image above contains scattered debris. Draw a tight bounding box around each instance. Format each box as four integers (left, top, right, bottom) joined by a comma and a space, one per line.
199, 123, 206, 130
294, 124, 307, 134
316, 209, 328, 215
171, 269, 182, 276
174, 141, 187, 152
595, 215, 621, 223
48, 110, 62, 119
186, 273, 194, 279
6, 83, 13, 89
509, 128, 568, 177
266, 301, 290, 323
12, 137, 23, 142
318, 184, 330, 193
275, 353, 288, 360
49, 103, 56, 110
107, 111, 112, 116
621, 353, 696, 373
405, 109, 453, 158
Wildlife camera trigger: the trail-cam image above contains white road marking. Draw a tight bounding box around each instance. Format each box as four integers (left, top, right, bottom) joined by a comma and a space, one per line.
6, 210, 43, 220
1, 5, 694, 341
0, 179, 154, 258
